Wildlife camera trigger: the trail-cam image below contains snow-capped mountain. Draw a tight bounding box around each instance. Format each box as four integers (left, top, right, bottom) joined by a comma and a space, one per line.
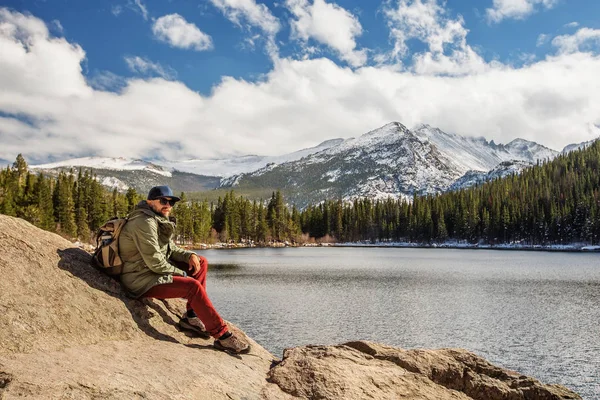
222, 122, 560, 206
31, 157, 173, 177
561, 139, 596, 154
27, 122, 595, 206
29, 139, 344, 181
28, 139, 345, 193
30, 157, 221, 194
448, 160, 534, 192
157, 138, 344, 177
412, 124, 557, 171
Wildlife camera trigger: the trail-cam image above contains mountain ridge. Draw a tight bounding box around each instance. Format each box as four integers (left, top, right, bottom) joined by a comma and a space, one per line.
27, 122, 596, 206
222, 122, 568, 206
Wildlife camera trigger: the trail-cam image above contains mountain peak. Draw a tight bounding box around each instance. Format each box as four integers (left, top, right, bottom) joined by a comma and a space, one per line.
506, 138, 536, 147
504, 139, 558, 161
360, 122, 410, 139
379, 121, 409, 132
316, 138, 345, 148
412, 124, 458, 140
334, 122, 414, 152
561, 138, 598, 154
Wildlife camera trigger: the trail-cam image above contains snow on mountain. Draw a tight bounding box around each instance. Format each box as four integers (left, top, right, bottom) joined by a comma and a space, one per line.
30, 156, 221, 194
561, 138, 597, 154
224, 122, 462, 206
161, 138, 344, 177
223, 122, 563, 207
448, 160, 534, 192
31, 157, 173, 177
100, 176, 130, 191
412, 124, 557, 173
28, 138, 343, 183
26, 140, 345, 195
504, 139, 557, 162
26, 122, 590, 206
309, 122, 556, 175
306, 123, 411, 165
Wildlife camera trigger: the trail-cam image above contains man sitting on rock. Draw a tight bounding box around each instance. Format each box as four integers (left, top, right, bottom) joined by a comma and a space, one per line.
118, 185, 250, 354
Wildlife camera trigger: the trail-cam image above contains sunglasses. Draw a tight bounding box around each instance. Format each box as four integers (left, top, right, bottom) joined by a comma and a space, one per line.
158, 198, 177, 207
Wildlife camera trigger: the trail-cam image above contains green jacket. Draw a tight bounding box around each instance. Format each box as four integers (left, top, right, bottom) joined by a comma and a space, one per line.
118, 201, 194, 298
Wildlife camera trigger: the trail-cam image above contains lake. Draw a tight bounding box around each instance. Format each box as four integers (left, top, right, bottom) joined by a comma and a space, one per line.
195, 247, 600, 399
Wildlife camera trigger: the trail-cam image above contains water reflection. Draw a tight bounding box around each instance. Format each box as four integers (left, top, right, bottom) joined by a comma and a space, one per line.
198, 247, 600, 399
209, 263, 241, 271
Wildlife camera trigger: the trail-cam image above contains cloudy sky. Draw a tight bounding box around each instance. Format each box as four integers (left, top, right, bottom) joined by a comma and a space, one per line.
1, 0, 600, 165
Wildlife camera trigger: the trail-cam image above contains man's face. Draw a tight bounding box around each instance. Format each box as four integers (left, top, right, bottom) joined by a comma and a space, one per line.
147, 197, 175, 217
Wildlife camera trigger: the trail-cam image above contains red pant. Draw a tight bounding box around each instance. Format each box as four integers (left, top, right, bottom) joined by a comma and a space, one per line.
142, 256, 228, 338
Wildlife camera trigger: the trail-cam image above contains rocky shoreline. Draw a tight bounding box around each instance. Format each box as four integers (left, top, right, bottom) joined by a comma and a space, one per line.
181, 240, 600, 252
0, 214, 582, 399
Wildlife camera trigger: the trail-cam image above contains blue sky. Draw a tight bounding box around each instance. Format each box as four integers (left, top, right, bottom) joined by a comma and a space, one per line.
1, 0, 600, 164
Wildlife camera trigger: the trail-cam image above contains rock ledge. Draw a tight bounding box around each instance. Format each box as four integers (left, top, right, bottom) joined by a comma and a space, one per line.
0, 215, 580, 399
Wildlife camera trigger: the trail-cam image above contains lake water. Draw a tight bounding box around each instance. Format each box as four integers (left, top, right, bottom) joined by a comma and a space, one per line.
195, 247, 600, 399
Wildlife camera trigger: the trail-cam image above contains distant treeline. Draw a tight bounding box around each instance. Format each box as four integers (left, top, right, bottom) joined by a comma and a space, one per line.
2, 140, 600, 245
0, 155, 141, 240
301, 141, 600, 245
0, 156, 301, 244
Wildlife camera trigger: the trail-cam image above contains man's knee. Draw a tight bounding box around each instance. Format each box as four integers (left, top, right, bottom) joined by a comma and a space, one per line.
198, 255, 208, 270
185, 278, 205, 296
191, 255, 208, 278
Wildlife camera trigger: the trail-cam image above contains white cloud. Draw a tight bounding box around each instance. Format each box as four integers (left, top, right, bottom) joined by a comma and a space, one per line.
152, 14, 213, 51
209, 0, 280, 35
124, 56, 176, 79
209, 0, 280, 56
0, 8, 90, 99
51, 19, 63, 34
536, 33, 549, 47
382, 0, 487, 75
111, 5, 123, 17
564, 22, 579, 29
552, 28, 600, 55
286, 0, 366, 67
242, 33, 262, 50
132, 0, 148, 20
87, 71, 127, 91
518, 52, 536, 64
486, 0, 558, 24
1, 7, 600, 166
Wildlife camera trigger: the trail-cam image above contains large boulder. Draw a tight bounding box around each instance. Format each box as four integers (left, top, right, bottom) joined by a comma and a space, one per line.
0, 215, 581, 399
0, 215, 277, 399
267, 342, 580, 399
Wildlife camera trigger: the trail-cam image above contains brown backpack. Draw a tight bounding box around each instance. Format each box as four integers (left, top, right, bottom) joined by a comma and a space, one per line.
92, 217, 128, 275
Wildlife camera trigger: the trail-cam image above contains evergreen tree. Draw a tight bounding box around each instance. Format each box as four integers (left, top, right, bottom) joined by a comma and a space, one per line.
56, 172, 76, 237
35, 174, 55, 231
125, 187, 139, 213
12, 154, 28, 187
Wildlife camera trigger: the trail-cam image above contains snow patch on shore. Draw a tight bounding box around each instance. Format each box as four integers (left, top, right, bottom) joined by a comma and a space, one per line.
334, 241, 600, 251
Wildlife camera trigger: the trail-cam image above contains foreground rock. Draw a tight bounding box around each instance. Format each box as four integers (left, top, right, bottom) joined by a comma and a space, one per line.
267, 343, 580, 400
0, 215, 276, 399
0, 215, 580, 399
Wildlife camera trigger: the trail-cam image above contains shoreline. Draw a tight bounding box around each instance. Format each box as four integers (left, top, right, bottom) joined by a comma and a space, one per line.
183, 241, 600, 252
331, 242, 600, 253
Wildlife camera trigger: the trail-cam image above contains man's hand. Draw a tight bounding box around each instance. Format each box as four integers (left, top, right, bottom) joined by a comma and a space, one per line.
188, 253, 201, 276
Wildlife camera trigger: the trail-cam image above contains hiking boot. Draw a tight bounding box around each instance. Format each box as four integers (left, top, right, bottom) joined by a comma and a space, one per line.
179, 314, 210, 338
214, 333, 251, 354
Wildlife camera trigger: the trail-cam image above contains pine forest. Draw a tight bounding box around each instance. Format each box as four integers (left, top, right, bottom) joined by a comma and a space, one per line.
1, 140, 600, 246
